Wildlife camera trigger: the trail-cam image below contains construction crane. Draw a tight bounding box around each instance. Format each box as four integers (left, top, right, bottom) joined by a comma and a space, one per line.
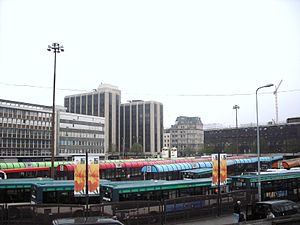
274, 80, 283, 124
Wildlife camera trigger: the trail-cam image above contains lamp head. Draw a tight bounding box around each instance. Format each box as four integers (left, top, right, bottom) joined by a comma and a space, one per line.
263, 84, 274, 88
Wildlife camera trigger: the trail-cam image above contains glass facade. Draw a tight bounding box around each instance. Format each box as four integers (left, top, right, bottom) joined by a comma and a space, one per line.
131, 105, 137, 144
81, 96, 86, 114
138, 104, 144, 146
116, 94, 120, 150
64, 85, 121, 155
93, 94, 98, 116
70, 97, 75, 113
120, 101, 163, 156
64, 98, 69, 110
87, 95, 92, 115
124, 105, 130, 149
145, 104, 151, 152
75, 96, 80, 114
99, 93, 105, 117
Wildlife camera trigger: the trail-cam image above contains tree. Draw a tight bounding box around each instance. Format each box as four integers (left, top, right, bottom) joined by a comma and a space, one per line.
108, 144, 117, 153
202, 145, 214, 155
130, 143, 143, 155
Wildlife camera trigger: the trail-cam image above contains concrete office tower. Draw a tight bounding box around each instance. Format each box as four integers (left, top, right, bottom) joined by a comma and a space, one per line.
64, 84, 121, 155
170, 116, 204, 156
56, 109, 105, 159
120, 100, 163, 157
0, 99, 52, 159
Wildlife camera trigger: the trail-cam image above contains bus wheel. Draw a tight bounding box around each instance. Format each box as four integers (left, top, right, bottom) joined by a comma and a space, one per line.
8, 207, 20, 220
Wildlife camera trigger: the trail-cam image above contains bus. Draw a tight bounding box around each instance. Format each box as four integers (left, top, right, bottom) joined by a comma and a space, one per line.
230, 171, 300, 202
0, 178, 54, 204
101, 178, 231, 202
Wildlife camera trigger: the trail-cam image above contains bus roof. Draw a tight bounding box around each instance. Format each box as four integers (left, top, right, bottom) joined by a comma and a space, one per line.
102, 178, 231, 194
230, 171, 300, 183
0, 177, 53, 189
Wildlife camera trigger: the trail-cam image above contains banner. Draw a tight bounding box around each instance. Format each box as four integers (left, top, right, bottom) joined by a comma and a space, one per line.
74, 156, 100, 196
211, 154, 227, 187
161, 147, 169, 158
220, 154, 227, 185
211, 154, 218, 187
170, 147, 177, 158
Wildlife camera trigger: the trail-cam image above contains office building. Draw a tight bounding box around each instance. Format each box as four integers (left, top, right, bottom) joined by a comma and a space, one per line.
170, 116, 204, 156
64, 84, 121, 155
120, 100, 163, 156
204, 118, 300, 154
163, 129, 171, 148
56, 109, 105, 159
0, 99, 52, 159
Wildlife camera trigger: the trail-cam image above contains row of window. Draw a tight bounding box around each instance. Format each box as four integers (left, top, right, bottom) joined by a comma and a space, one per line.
0, 117, 51, 127
0, 139, 51, 148
59, 139, 104, 147
60, 131, 103, 139
171, 134, 203, 138
1, 134, 51, 139
0, 108, 51, 118
0, 149, 51, 156
58, 148, 105, 154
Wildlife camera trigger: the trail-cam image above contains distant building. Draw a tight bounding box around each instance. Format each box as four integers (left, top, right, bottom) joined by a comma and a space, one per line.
0, 99, 106, 161
64, 84, 121, 155
120, 100, 163, 156
204, 119, 300, 154
56, 109, 105, 159
163, 129, 171, 148
170, 116, 204, 156
0, 99, 52, 159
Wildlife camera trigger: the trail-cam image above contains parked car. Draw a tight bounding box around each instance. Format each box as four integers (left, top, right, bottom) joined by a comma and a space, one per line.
52, 216, 125, 225
246, 199, 300, 220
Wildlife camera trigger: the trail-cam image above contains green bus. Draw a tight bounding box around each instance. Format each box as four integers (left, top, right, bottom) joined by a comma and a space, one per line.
230, 171, 300, 201
101, 178, 231, 202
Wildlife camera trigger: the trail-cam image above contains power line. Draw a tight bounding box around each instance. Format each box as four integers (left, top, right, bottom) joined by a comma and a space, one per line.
0, 82, 87, 92
0, 81, 300, 97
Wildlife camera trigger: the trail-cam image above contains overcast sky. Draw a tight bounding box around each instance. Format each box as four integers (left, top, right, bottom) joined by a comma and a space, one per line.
0, 0, 299, 128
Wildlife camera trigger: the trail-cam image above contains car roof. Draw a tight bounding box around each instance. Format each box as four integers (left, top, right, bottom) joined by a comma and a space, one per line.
52, 217, 124, 225
257, 200, 296, 205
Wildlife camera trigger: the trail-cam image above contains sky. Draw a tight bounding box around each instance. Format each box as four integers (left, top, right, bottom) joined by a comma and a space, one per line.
0, 0, 299, 128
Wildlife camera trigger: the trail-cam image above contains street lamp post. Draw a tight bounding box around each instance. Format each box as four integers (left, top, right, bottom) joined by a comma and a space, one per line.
47, 43, 64, 178
232, 104, 240, 155
256, 83, 273, 202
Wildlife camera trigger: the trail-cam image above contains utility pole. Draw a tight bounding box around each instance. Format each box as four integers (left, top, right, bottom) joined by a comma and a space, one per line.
273, 80, 283, 124
47, 43, 64, 178
233, 105, 240, 155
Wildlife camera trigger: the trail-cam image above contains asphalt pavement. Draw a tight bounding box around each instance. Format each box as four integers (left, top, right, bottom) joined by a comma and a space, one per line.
166, 214, 234, 225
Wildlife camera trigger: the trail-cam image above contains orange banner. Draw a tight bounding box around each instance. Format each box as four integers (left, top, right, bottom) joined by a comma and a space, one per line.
211, 154, 227, 186
220, 154, 227, 185
74, 156, 99, 196
212, 154, 218, 186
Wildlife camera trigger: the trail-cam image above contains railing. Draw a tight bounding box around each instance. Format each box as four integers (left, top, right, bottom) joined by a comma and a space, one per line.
0, 190, 256, 225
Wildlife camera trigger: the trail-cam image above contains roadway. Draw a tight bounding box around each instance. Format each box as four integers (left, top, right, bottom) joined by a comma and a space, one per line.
166, 214, 234, 225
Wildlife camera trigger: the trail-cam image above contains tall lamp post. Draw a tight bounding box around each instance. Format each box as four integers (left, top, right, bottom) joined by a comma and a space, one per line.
256, 83, 273, 202
232, 104, 240, 155
47, 43, 64, 178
